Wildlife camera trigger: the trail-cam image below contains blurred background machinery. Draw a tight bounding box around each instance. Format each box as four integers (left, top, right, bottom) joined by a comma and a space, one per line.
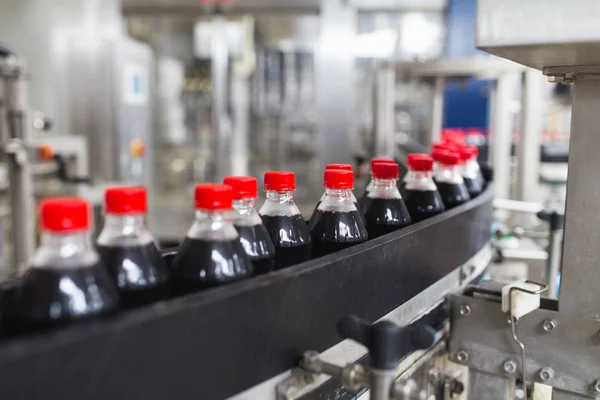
0, 0, 570, 284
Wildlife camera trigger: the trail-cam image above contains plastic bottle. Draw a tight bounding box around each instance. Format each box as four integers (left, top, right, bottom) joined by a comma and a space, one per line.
400, 153, 430, 198
308, 169, 368, 258
171, 184, 253, 294
432, 150, 471, 209
359, 157, 394, 210
403, 154, 445, 222
223, 176, 276, 275
313, 164, 358, 212
362, 162, 411, 239
16, 198, 120, 329
458, 145, 484, 198
259, 171, 312, 269
96, 187, 169, 308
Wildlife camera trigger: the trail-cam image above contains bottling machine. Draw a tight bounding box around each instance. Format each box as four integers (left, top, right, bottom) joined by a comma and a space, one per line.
0, 1, 597, 399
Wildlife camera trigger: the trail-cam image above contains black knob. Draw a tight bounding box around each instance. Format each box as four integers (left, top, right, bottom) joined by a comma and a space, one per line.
337, 315, 435, 370
537, 210, 564, 231
0, 44, 13, 58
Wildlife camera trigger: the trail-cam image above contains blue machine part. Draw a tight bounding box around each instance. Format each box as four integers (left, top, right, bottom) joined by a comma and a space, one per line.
443, 0, 489, 130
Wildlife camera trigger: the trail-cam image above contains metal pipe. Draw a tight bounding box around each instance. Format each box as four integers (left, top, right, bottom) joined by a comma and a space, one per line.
493, 198, 544, 214
1, 56, 35, 276
546, 229, 563, 298
374, 63, 396, 158
429, 76, 445, 147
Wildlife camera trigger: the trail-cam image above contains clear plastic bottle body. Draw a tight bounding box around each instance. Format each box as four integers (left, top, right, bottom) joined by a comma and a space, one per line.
433, 164, 471, 209
362, 178, 411, 238
259, 190, 311, 269
171, 209, 253, 294
308, 188, 368, 258
96, 214, 169, 307
403, 171, 445, 222
17, 231, 120, 328
231, 198, 275, 274
461, 158, 484, 197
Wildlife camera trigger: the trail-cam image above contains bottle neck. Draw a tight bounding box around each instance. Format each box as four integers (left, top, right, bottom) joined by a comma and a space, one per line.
405, 170, 437, 191
434, 164, 465, 184
97, 213, 154, 247
461, 158, 480, 179
259, 190, 302, 217
232, 197, 262, 226
187, 208, 238, 241
369, 178, 402, 199
32, 230, 99, 269
318, 188, 357, 212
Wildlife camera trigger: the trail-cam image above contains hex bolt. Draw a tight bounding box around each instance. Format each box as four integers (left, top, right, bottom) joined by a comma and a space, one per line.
456, 350, 469, 363
539, 367, 554, 382
459, 304, 471, 317
594, 379, 600, 394
503, 360, 517, 375
542, 320, 556, 333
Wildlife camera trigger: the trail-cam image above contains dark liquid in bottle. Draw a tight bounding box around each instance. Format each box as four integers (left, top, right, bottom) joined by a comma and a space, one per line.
16, 263, 120, 330
464, 176, 483, 198
308, 210, 368, 258
235, 224, 276, 275
96, 243, 170, 308
261, 214, 312, 269
362, 198, 412, 239
434, 181, 471, 209
171, 238, 253, 295
404, 189, 445, 223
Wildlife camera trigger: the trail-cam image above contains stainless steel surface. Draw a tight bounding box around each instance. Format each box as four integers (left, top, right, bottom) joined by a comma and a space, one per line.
70, 35, 153, 186
449, 292, 600, 397
429, 76, 444, 147
210, 17, 230, 181
314, 0, 356, 166
374, 65, 396, 158
123, 0, 447, 15
468, 371, 511, 400
488, 73, 514, 200
560, 76, 600, 319
0, 0, 123, 138
393, 56, 525, 79
231, 244, 492, 400
517, 70, 544, 202
1, 57, 35, 276
477, 0, 600, 70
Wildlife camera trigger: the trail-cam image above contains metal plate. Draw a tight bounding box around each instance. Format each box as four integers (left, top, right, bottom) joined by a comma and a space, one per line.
477, 0, 600, 70
449, 291, 600, 396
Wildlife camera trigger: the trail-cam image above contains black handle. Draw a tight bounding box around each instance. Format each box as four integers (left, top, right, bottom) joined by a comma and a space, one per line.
337, 315, 435, 370
0, 44, 13, 58
537, 210, 564, 231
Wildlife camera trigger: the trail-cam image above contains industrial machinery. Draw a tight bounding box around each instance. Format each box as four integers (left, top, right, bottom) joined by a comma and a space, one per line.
0, 0, 596, 399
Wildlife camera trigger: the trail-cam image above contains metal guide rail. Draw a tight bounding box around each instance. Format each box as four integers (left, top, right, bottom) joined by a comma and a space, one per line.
0, 187, 492, 400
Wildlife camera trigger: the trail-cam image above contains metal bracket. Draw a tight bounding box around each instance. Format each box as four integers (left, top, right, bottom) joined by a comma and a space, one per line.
449, 290, 600, 397
543, 65, 600, 84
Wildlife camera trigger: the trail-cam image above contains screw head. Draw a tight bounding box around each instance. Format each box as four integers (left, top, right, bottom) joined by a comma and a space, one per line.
503, 360, 517, 374
594, 380, 600, 394
542, 320, 556, 332
539, 367, 554, 382
456, 350, 469, 363
459, 305, 471, 317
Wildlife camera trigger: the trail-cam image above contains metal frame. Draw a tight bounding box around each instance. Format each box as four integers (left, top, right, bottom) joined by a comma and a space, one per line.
449, 289, 600, 398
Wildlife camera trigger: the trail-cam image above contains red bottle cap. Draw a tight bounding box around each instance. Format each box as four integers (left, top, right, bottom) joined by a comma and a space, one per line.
264, 171, 295, 191
432, 141, 460, 152
370, 157, 394, 168
40, 197, 90, 232
325, 163, 353, 171
324, 169, 354, 189
105, 186, 147, 214
372, 162, 399, 179
407, 154, 434, 171
432, 149, 460, 166
194, 184, 233, 210
223, 176, 258, 199
458, 145, 479, 161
